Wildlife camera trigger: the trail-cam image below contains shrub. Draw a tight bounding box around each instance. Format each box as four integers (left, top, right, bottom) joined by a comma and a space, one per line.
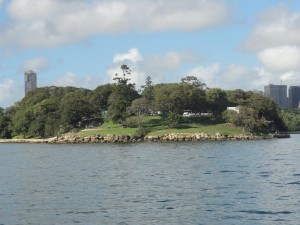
123, 115, 146, 128
134, 126, 147, 137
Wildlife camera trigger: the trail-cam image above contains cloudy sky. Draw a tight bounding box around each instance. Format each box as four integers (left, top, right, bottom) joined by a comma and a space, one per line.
0, 0, 300, 107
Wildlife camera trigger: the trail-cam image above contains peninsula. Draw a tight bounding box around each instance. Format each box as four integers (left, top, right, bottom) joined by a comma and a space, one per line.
0, 66, 298, 141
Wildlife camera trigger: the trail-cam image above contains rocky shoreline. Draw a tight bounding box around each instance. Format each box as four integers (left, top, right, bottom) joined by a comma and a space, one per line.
0, 132, 275, 144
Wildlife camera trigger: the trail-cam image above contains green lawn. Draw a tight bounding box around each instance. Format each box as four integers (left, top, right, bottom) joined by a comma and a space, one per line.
79, 116, 247, 137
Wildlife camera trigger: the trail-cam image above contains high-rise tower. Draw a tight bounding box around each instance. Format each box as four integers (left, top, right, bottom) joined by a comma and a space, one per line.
264, 84, 288, 108
288, 85, 300, 109
24, 70, 37, 95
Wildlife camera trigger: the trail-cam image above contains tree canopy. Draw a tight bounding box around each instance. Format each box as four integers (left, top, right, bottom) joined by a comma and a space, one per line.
0, 68, 290, 138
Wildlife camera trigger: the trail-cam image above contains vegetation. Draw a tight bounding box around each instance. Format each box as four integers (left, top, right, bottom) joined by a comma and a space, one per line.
0, 64, 290, 139
279, 109, 300, 131
79, 116, 247, 137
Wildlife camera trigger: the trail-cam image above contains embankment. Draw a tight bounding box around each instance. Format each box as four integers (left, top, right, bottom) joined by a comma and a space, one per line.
0, 133, 274, 144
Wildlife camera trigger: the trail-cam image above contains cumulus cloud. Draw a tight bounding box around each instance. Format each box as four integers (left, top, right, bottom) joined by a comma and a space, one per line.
242, 5, 300, 78
53, 72, 101, 89
108, 48, 298, 90
107, 48, 201, 87
0, 79, 23, 107
243, 6, 300, 51
0, 0, 230, 48
21, 57, 50, 73
185, 64, 300, 90
257, 46, 300, 72
113, 48, 142, 63
186, 63, 220, 86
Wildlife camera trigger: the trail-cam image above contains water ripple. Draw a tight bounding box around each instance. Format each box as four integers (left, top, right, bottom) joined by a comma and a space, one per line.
237, 210, 293, 215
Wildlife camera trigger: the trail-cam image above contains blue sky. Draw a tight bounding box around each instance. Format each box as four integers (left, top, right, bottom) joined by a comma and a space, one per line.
0, 0, 300, 107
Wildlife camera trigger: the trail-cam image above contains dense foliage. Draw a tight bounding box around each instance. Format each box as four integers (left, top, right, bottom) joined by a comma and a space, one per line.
279, 109, 300, 131
0, 65, 290, 139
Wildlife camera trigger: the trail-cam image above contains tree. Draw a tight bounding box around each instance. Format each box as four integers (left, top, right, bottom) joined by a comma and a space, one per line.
163, 112, 183, 128
128, 98, 149, 115
0, 110, 12, 139
181, 75, 206, 89
279, 110, 300, 131
226, 89, 249, 106
223, 106, 271, 132
247, 93, 286, 131
141, 76, 154, 102
153, 83, 185, 114
90, 84, 114, 111
206, 88, 228, 116
60, 89, 93, 129
12, 108, 33, 138
108, 65, 139, 123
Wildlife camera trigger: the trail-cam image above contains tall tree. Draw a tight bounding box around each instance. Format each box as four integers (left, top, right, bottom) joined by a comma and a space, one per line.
108, 65, 139, 123
141, 76, 154, 102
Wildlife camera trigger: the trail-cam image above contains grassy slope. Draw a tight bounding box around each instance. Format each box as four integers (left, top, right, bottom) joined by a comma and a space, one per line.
79, 116, 247, 137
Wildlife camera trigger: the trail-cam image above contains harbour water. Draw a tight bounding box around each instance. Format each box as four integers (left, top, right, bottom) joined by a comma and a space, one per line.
0, 136, 299, 224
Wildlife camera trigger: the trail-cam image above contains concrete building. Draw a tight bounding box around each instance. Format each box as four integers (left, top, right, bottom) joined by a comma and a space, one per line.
264, 84, 288, 108
24, 70, 37, 95
289, 85, 300, 109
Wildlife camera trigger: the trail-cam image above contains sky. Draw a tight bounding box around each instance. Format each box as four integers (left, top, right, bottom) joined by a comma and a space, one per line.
0, 0, 300, 107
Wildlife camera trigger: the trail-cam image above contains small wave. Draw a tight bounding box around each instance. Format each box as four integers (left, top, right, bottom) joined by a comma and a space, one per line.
220, 170, 237, 173
287, 181, 300, 185
237, 210, 293, 215
157, 199, 172, 203
65, 211, 96, 215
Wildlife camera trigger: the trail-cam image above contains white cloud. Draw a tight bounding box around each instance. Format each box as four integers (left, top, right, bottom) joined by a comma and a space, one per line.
21, 57, 49, 73
187, 63, 220, 87
108, 49, 298, 91
243, 6, 300, 51
53, 72, 101, 90
185, 64, 300, 90
54, 72, 77, 87
0, 79, 23, 107
108, 48, 201, 87
242, 5, 300, 83
0, 0, 230, 48
146, 0, 230, 32
113, 48, 142, 63
280, 71, 300, 83
257, 46, 300, 72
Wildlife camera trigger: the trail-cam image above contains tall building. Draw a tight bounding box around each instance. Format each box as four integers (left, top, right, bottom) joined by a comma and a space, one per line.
264, 84, 287, 108
24, 70, 37, 95
289, 85, 300, 109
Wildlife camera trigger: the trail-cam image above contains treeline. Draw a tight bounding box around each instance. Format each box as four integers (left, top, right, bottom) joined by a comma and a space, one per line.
0, 65, 293, 139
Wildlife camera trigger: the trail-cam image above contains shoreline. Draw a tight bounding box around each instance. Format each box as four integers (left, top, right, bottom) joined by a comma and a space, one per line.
0, 133, 277, 144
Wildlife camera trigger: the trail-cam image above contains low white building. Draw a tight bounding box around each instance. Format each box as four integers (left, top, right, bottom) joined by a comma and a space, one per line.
227, 106, 240, 113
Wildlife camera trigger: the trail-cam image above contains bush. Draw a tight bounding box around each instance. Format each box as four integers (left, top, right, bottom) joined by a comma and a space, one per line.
123, 115, 146, 128
134, 126, 147, 137
163, 112, 182, 128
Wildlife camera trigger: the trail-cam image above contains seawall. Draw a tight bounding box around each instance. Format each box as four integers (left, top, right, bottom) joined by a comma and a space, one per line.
0, 133, 273, 144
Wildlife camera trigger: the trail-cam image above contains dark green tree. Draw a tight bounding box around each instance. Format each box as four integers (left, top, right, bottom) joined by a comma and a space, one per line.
0, 109, 12, 139
60, 89, 93, 129
226, 89, 249, 106
108, 65, 139, 123
141, 76, 154, 102
181, 75, 206, 89
206, 88, 228, 116
163, 112, 183, 128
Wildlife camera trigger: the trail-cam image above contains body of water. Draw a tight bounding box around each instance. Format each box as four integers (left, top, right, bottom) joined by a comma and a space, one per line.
0, 136, 299, 224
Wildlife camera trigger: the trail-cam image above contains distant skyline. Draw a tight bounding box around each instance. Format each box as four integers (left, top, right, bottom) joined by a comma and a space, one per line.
0, 0, 300, 107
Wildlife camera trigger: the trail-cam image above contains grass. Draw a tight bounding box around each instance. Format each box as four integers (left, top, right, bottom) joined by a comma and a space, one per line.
79, 116, 248, 137
79, 121, 138, 136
